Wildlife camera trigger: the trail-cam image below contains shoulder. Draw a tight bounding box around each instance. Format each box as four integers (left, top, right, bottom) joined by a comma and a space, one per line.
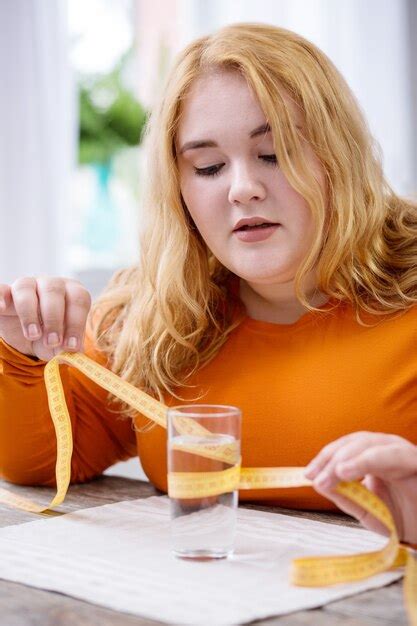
356, 302, 417, 327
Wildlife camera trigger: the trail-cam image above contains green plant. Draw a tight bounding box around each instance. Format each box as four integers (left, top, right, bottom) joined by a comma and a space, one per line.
78, 47, 149, 165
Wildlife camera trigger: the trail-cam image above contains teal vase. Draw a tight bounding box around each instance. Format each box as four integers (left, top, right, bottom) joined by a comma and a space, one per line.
81, 160, 120, 262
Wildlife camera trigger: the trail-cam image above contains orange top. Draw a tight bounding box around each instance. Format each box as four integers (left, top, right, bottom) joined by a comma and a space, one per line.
0, 278, 416, 510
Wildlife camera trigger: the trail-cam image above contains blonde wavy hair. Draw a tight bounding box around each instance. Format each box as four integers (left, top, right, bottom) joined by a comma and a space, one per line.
88, 22, 417, 426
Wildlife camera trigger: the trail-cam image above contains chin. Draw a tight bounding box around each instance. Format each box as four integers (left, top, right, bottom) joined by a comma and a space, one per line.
231, 262, 294, 284
235, 246, 300, 278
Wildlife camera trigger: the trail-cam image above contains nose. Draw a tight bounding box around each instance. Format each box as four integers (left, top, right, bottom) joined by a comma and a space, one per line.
227, 162, 267, 205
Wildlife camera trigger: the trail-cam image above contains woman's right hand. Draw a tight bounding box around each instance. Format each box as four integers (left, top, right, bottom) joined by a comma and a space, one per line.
0, 276, 92, 361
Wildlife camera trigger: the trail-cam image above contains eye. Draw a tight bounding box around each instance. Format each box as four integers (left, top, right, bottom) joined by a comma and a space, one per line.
261, 154, 278, 164
193, 154, 279, 178
194, 164, 224, 177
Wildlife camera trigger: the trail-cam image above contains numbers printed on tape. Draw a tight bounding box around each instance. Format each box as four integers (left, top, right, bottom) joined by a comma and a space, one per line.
170, 439, 240, 465
168, 463, 241, 499
0, 347, 415, 625
239, 467, 312, 489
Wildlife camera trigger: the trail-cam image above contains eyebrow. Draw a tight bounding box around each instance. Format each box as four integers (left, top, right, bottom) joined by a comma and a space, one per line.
178, 121, 302, 155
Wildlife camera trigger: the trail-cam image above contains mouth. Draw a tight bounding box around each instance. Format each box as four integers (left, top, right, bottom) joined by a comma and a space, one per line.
234, 222, 281, 232
233, 222, 281, 243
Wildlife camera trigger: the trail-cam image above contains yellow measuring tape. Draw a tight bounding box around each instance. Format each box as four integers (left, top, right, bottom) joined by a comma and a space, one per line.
0, 350, 415, 624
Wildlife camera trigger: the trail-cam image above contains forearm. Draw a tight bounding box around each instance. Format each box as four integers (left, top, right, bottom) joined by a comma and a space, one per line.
0, 337, 138, 487
0, 338, 67, 485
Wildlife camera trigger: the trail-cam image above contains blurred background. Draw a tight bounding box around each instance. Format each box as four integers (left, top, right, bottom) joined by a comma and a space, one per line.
0, 0, 416, 480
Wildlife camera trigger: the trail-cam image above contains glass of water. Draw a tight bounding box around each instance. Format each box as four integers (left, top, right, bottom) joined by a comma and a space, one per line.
167, 404, 241, 560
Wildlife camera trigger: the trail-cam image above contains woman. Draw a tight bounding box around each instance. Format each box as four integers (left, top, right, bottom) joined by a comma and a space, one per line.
0, 23, 416, 544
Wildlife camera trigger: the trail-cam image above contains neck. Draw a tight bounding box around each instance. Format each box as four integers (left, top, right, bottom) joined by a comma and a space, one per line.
238, 272, 329, 324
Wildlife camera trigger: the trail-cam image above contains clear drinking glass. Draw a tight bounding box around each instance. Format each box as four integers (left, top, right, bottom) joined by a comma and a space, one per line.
167, 404, 241, 560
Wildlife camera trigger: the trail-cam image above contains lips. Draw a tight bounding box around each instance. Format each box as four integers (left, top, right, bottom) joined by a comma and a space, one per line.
233, 216, 280, 231
236, 222, 279, 231
234, 223, 281, 242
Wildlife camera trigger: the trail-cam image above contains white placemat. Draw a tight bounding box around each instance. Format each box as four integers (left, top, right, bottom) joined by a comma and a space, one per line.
0, 496, 402, 625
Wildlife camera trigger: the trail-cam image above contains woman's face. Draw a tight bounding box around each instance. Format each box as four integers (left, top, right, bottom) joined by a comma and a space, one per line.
175, 69, 327, 285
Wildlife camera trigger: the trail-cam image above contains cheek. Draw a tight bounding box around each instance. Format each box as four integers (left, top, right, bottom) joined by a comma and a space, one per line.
278, 180, 312, 229
291, 204, 316, 245
181, 178, 225, 231
277, 166, 322, 238
180, 178, 201, 226
279, 197, 316, 257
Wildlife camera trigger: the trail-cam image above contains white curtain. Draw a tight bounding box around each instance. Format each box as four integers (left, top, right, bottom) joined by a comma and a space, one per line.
174, 0, 416, 197
0, 0, 77, 285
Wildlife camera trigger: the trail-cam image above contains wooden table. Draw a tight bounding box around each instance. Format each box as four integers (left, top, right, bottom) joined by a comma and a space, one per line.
0, 475, 407, 625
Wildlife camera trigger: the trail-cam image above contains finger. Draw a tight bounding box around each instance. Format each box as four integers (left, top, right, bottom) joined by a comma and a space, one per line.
61, 281, 92, 352
313, 433, 400, 490
0, 284, 12, 312
10, 277, 43, 341
305, 431, 371, 479
36, 277, 66, 348
313, 480, 390, 536
336, 443, 417, 482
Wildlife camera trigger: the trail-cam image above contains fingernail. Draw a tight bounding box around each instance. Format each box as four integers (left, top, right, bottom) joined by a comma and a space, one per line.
0, 298, 5, 309
28, 323, 40, 338
47, 332, 60, 346
66, 336, 78, 349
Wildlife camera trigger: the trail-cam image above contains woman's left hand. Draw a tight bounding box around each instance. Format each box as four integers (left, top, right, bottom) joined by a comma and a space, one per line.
304, 431, 417, 544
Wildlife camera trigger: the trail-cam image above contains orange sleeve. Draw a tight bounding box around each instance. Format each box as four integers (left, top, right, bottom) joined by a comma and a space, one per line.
0, 328, 137, 487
